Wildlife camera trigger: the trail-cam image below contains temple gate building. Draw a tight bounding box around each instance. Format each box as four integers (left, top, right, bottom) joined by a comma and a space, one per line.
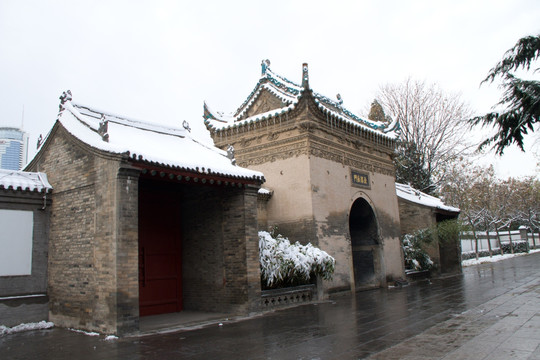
204, 60, 405, 292
26, 93, 264, 335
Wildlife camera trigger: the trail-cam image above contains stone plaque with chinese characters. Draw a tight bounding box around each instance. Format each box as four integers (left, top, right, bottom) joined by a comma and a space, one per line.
351, 169, 370, 188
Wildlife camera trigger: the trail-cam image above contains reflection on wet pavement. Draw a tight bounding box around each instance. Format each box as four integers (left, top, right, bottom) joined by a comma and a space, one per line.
2, 253, 539, 359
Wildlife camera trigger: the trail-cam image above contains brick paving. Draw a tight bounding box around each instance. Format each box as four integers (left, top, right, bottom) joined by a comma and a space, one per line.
1, 252, 539, 359
367, 275, 540, 359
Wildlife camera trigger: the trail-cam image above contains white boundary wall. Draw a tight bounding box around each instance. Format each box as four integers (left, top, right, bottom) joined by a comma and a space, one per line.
461, 229, 539, 253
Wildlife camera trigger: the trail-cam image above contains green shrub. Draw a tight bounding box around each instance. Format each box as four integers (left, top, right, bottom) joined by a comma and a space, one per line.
437, 219, 462, 245
501, 241, 529, 254
402, 228, 435, 271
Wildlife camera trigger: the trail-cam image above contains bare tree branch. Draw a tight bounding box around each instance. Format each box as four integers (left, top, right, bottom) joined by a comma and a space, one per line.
377, 78, 474, 192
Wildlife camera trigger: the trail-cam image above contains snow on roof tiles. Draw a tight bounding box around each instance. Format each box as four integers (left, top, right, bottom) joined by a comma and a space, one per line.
49, 97, 264, 182
204, 61, 399, 139
0, 169, 53, 193
396, 183, 459, 213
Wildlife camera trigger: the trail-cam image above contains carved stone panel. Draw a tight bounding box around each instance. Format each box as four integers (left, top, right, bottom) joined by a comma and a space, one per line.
238, 140, 309, 166
244, 89, 286, 119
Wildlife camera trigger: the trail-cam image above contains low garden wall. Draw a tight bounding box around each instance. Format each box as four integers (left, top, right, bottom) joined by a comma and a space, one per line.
261, 284, 316, 310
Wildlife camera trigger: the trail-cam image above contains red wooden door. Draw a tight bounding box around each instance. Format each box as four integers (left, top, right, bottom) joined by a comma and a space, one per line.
138, 185, 183, 316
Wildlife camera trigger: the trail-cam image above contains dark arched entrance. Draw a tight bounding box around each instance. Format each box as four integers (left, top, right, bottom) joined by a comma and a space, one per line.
349, 198, 380, 288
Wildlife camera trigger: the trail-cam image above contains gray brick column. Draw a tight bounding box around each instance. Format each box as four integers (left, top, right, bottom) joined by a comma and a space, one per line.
221, 184, 262, 314
244, 184, 262, 313
115, 166, 140, 335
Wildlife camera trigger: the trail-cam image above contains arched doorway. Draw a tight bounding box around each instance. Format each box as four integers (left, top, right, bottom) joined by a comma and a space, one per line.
349, 198, 380, 289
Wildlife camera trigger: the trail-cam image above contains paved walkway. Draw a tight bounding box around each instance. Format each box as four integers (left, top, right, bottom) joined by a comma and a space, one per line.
367, 275, 540, 359
1, 252, 539, 359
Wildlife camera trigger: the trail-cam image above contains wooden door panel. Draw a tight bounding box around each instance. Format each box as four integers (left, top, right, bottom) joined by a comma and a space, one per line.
138, 183, 182, 317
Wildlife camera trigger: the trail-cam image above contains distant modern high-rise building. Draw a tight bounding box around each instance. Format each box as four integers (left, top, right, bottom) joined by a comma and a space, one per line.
0, 127, 29, 170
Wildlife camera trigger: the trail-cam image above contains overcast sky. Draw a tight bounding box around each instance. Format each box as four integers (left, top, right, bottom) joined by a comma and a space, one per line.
1, 0, 539, 178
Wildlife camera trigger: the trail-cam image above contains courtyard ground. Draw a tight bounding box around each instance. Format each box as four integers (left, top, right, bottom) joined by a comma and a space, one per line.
1, 252, 539, 359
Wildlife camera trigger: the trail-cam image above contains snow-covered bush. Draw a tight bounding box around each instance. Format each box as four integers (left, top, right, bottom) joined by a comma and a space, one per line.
402, 229, 435, 271
258, 231, 335, 289
501, 240, 529, 254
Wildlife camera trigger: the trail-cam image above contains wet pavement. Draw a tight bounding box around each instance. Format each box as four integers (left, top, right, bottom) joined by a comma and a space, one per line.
2, 252, 540, 359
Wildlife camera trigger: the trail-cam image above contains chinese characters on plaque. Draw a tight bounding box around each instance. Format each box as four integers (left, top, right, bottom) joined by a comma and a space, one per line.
351, 170, 370, 188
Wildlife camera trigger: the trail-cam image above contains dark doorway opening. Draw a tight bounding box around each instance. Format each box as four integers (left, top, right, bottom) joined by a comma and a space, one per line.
138, 179, 183, 316
436, 213, 461, 274
349, 198, 379, 288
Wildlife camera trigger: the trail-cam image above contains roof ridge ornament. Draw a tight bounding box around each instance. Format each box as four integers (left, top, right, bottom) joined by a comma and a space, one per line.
227, 144, 237, 165
98, 115, 109, 142
261, 59, 271, 75
302, 63, 309, 89
59, 90, 72, 112
98, 114, 109, 142
182, 120, 191, 133
336, 93, 343, 112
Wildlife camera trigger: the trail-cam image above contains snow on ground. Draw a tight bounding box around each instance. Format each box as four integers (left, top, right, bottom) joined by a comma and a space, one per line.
68, 328, 100, 336
69, 328, 119, 339
0, 321, 54, 336
462, 249, 540, 267
0, 321, 118, 339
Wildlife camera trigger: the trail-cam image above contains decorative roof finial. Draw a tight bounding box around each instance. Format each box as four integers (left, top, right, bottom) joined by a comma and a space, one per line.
183, 120, 191, 132
36, 134, 43, 149
336, 93, 343, 107
59, 90, 72, 112
261, 59, 271, 75
227, 144, 237, 166
302, 63, 309, 89
98, 115, 109, 142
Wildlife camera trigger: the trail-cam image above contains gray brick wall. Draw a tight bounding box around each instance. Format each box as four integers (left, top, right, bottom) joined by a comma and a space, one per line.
0, 190, 51, 327
182, 184, 261, 314
27, 125, 141, 335
115, 167, 140, 334
397, 199, 441, 268
398, 199, 436, 236
182, 186, 226, 312
27, 122, 263, 334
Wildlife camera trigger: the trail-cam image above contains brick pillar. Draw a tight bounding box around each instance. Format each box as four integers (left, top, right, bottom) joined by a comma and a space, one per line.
244, 184, 262, 313
115, 166, 140, 335
519, 226, 530, 252
222, 184, 262, 314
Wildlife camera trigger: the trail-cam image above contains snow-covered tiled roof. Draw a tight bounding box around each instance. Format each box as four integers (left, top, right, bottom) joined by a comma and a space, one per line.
40, 93, 264, 183
0, 169, 52, 193
204, 60, 399, 139
257, 187, 273, 201
396, 183, 459, 213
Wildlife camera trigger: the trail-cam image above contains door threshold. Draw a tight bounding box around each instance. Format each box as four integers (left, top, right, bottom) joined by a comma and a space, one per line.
138, 310, 229, 335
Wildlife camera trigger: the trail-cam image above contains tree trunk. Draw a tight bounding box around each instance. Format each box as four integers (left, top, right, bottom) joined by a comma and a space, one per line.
508, 229, 514, 254
469, 219, 479, 260
486, 224, 493, 257
495, 228, 504, 255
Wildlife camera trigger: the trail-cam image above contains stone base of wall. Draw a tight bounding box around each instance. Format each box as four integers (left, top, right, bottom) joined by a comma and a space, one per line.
261, 285, 316, 310
0, 295, 48, 327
